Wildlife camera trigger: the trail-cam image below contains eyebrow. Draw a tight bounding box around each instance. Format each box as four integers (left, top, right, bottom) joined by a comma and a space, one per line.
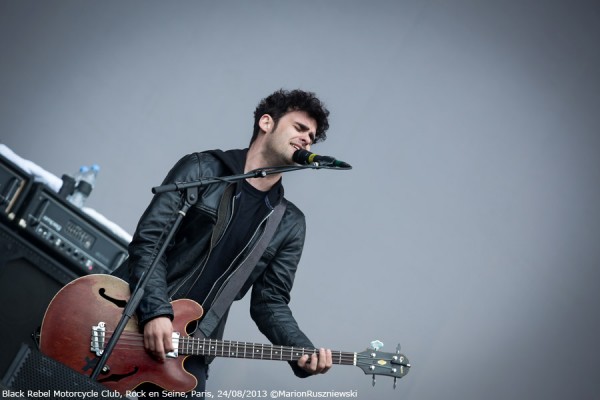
295, 122, 311, 131
295, 122, 316, 142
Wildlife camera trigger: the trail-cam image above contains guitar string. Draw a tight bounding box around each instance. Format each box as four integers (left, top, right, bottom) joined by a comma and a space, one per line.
90, 333, 399, 371
94, 331, 377, 365
92, 330, 357, 364
89, 329, 400, 373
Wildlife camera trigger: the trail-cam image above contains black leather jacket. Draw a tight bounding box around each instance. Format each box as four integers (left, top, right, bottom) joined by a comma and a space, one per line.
122, 149, 313, 376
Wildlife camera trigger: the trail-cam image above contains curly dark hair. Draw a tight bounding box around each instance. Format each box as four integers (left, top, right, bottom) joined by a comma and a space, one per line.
251, 89, 330, 145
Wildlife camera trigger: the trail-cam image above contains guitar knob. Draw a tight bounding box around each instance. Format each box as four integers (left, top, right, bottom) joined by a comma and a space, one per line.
370, 340, 384, 350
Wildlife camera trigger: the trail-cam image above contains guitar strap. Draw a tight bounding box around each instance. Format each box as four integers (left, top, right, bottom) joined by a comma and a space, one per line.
197, 199, 287, 338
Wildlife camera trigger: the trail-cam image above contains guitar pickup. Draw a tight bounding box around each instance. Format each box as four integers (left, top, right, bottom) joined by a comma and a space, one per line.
166, 332, 180, 358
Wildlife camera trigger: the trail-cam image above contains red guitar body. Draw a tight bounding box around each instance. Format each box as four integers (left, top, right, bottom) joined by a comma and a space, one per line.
39, 274, 202, 394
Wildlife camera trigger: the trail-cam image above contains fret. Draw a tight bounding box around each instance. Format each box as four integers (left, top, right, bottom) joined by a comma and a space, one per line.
230, 340, 237, 358
178, 337, 359, 366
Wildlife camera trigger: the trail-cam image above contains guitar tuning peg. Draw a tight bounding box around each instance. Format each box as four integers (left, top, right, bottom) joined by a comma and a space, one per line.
393, 377, 397, 389
372, 374, 376, 387
396, 343, 401, 354
370, 340, 384, 350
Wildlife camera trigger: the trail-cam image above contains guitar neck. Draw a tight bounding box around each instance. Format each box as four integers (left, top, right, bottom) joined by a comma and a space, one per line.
178, 337, 356, 366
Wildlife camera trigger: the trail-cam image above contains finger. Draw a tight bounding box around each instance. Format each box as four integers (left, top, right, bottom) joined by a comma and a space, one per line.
145, 330, 157, 353
317, 348, 327, 370
297, 354, 309, 368
147, 335, 164, 361
143, 331, 150, 352
163, 330, 174, 353
309, 351, 319, 371
152, 334, 166, 361
313, 348, 331, 373
321, 349, 333, 373
145, 327, 166, 361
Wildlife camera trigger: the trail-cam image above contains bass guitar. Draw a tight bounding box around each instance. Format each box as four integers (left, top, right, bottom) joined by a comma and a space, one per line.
39, 274, 410, 394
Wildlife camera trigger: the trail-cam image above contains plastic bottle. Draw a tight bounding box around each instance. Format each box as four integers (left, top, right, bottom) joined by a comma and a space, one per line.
67, 166, 88, 207
68, 164, 100, 208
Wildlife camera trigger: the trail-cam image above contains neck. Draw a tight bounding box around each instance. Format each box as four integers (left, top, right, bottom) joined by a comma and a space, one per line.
245, 145, 282, 192
178, 337, 356, 365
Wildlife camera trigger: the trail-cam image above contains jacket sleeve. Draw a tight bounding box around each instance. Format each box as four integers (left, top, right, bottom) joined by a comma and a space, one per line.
127, 153, 201, 326
249, 216, 315, 378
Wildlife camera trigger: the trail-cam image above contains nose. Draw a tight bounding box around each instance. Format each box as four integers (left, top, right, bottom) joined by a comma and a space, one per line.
301, 133, 312, 150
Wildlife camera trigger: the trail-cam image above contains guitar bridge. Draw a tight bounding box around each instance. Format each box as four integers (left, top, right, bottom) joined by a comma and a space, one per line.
91, 322, 106, 356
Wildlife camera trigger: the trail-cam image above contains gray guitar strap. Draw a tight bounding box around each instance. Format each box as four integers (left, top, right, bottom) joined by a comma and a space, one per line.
197, 199, 287, 338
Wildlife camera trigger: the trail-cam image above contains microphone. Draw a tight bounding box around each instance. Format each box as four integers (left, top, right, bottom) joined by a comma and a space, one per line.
292, 149, 352, 169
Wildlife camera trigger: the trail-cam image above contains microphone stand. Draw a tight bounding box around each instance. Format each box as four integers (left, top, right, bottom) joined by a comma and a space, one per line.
90, 162, 345, 381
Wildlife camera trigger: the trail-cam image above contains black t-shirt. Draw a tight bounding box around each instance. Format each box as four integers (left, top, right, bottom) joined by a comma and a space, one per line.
186, 179, 282, 310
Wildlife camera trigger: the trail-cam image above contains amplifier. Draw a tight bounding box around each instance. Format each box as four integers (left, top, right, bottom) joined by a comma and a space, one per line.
0, 153, 32, 221
16, 183, 129, 274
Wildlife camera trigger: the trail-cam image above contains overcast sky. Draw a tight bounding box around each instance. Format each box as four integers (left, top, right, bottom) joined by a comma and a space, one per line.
1, 1, 599, 399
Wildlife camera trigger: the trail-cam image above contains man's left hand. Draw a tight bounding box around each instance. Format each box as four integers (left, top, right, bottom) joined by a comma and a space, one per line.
297, 348, 333, 375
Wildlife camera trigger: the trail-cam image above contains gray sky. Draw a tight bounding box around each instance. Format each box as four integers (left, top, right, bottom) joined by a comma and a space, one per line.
1, 1, 599, 399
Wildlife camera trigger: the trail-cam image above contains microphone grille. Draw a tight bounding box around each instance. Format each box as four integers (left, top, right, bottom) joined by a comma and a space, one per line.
292, 149, 311, 164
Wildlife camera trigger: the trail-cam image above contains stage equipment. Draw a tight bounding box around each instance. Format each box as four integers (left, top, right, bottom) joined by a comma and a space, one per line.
0, 222, 79, 378
2, 344, 112, 399
0, 153, 32, 222
16, 183, 128, 275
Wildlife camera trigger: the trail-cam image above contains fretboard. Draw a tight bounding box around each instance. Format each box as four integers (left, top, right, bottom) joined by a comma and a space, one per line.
178, 338, 356, 366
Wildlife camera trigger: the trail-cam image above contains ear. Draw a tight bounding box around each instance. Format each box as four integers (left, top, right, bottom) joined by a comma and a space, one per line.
258, 114, 274, 133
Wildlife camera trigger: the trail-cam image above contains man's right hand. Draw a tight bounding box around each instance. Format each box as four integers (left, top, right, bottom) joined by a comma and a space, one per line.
143, 316, 174, 362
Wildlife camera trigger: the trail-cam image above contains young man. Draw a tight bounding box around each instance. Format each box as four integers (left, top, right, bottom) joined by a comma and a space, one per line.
125, 89, 333, 395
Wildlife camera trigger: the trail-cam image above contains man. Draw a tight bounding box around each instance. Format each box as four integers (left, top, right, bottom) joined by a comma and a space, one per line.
124, 89, 333, 395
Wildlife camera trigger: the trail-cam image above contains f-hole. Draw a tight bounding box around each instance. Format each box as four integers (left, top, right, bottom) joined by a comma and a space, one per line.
99, 288, 128, 308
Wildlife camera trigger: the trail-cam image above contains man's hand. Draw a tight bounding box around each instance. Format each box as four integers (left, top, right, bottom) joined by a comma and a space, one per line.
143, 316, 174, 362
297, 348, 333, 375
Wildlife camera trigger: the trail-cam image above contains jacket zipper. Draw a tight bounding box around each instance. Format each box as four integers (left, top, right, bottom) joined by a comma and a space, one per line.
168, 192, 238, 300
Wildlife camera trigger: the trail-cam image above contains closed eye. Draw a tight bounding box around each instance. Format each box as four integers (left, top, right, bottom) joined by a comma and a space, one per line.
295, 123, 315, 144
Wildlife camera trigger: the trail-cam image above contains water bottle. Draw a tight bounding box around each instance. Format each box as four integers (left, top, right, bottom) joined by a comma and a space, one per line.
68, 164, 100, 208
67, 166, 88, 207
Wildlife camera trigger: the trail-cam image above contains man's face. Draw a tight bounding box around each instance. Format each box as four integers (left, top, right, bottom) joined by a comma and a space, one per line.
262, 110, 317, 165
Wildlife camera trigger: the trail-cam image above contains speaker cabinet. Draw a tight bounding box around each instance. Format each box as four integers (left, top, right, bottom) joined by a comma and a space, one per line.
2, 344, 110, 399
0, 222, 79, 378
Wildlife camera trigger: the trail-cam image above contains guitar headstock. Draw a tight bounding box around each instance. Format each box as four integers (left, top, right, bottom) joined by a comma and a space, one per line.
355, 341, 410, 388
